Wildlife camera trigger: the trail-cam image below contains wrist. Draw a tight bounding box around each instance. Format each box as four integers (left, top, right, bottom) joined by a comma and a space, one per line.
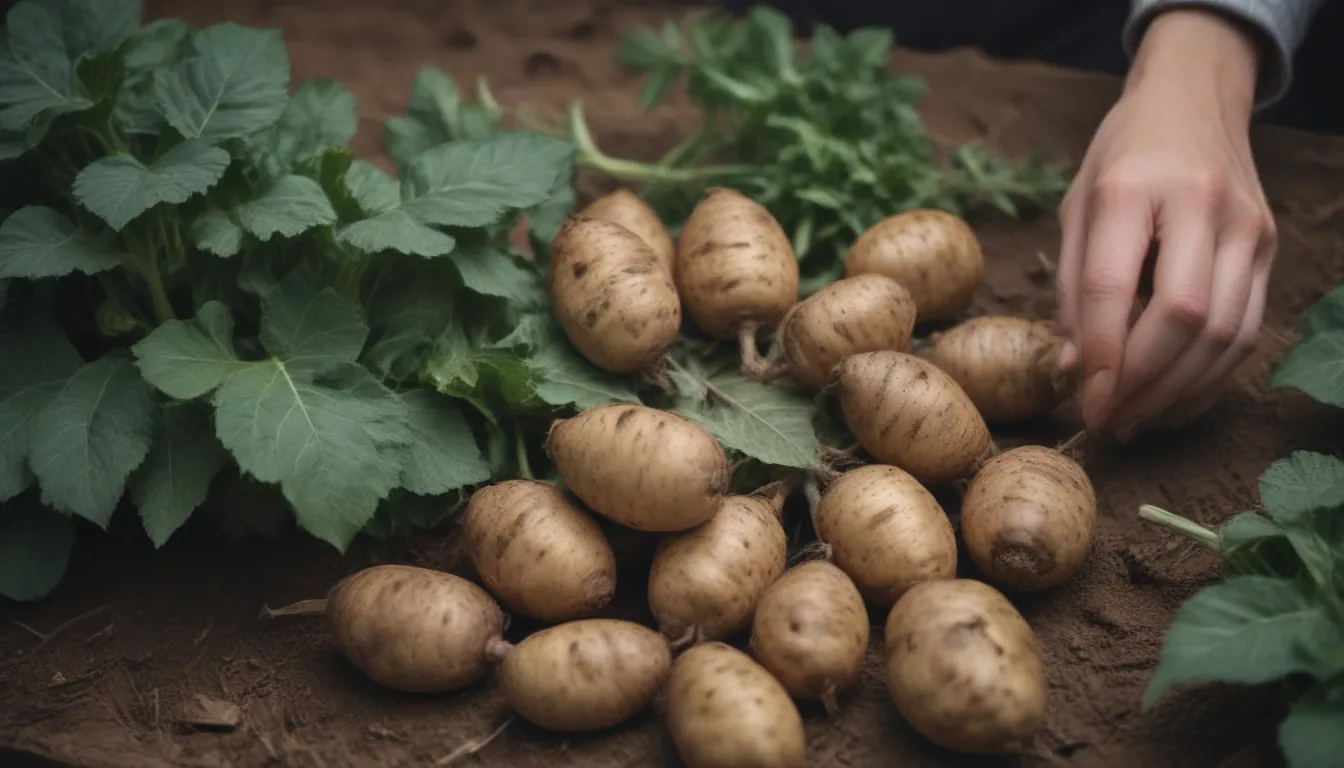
1126, 9, 1260, 120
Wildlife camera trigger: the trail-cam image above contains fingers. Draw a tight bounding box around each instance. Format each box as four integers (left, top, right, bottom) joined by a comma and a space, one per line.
1075, 176, 1154, 428
1055, 187, 1087, 371
1110, 221, 1258, 439
1172, 254, 1272, 418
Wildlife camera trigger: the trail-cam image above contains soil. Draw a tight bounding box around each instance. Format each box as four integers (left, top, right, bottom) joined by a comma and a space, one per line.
3, 1, 1344, 767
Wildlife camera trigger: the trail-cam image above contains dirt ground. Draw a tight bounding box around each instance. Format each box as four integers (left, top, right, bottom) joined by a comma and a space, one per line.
3, 1, 1344, 767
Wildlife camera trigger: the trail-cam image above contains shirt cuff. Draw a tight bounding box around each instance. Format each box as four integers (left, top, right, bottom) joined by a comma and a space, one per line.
1123, 0, 1317, 108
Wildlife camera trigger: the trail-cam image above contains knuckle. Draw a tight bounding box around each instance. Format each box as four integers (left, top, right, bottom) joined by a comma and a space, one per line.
1204, 319, 1240, 347
1157, 293, 1209, 330
1259, 216, 1280, 257
1234, 327, 1261, 357
1088, 169, 1145, 209
1181, 168, 1227, 202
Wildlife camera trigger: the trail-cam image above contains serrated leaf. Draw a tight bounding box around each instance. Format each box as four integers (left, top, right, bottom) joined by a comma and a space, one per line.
0, 3, 93, 133
153, 22, 290, 144
29, 356, 157, 527
1278, 675, 1344, 768
336, 209, 456, 257
425, 325, 537, 409
401, 131, 576, 228
1298, 284, 1344, 338
361, 260, 456, 381
382, 67, 502, 169
0, 205, 124, 278
0, 490, 76, 602
1143, 575, 1339, 707
131, 301, 244, 399
1259, 451, 1344, 524
398, 389, 490, 496
675, 371, 820, 469
129, 401, 228, 547
450, 240, 545, 305
74, 140, 231, 231
190, 206, 245, 257
264, 77, 357, 171
0, 317, 84, 501
58, 0, 141, 59
259, 266, 366, 369
1269, 330, 1344, 408
212, 359, 411, 550
117, 18, 190, 135
504, 314, 639, 410
345, 159, 399, 215
235, 175, 337, 241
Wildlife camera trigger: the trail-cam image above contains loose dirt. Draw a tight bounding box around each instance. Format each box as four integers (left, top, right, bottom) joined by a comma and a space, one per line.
3, 1, 1342, 767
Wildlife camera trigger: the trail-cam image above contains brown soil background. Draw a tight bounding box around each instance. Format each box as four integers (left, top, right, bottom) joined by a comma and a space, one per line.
3, 1, 1344, 767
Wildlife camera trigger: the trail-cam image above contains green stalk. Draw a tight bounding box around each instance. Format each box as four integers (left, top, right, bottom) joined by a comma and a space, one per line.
567, 102, 753, 184
142, 257, 175, 325
1138, 504, 1221, 551
512, 420, 534, 480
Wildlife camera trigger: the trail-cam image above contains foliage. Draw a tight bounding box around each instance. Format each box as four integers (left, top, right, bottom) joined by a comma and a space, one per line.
1138, 451, 1344, 768
568, 6, 1071, 292
1270, 284, 1344, 408
0, 2, 831, 602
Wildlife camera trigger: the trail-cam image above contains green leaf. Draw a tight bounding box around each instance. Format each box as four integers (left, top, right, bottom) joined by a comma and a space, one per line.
401, 131, 576, 228
260, 265, 367, 370
131, 301, 244, 399
1269, 330, 1344, 408
264, 77, 357, 170
129, 401, 228, 547
1219, 513, 1302, 578
1143, 576, 1339, 706
398, 389, 490, 496
0, 490, 76, 602
1278, 675, 1344, 768
450, 240, 545, 306
0, 316, 83, 502
425, 325, 537, 409
1260, 451, 1344, 524
29, 356, 157, 527
361, 260, 456, 381
74, 140, 231, 231
336, 209, 456, 257
234, 174, 337, 241
1298, 285, 1344, 338
212, 359, 411, 550
117, 18, 190, 135
0, 3, 93, 133
345, 159, 399, 215
674, 370, 820, 469
383, 67, 462, 168
498, 314, 640, 410
0, 206, 124, 278
58, 0, 141, 59
190, 206, 245, 257
154, 22, 290, 144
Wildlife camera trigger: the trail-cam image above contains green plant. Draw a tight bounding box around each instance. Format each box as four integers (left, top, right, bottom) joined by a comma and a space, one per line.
1138, 450, 1344, 768
1270, 283, 1344, 409
568, 5, 1071, 292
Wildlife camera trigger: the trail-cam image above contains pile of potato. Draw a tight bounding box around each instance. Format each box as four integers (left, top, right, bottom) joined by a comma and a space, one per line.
273, 188, 1100, 765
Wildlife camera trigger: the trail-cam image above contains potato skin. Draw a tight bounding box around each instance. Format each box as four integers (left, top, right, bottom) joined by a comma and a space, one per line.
925, 316, 1073, 422
845, 209, 984, 322
813, 465, 957, 606
498, 619, 671, 732
547, 215, 682, 373
547, 404, 731, 532
748, 560, 870, 705
667, 642, 809, 768
464, 480, 617, 623
836, 350, 990, 483
777, 274, 917, 389
962, 445, 1096, 591
647, 491, 788, 641
676, 188, 799, 339
581, 188, 676, 274
883, 579, 1046, 754
326, 565, 504, 693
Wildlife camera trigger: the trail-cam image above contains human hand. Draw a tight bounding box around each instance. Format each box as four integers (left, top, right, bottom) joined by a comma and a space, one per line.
1055, 9, 1278, 441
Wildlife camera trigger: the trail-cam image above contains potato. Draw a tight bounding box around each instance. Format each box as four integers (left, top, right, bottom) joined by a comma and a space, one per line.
924, 316, 1075, 422
748, 560, 869, 713
546, 403, 730, 532
324, 565, 505, 693
883, 579, 1046, 754
581, 188, 676, 274
495, 618, 671, 732
667, 642, 809, 768
961, 445, 1096, 591
772, 274, 917, 389
675, 188, 799, 374
647, 484, 789, 642
812, 464, 957, 606
845, 209, 984, 322
464, 479, 617, 623
547, 215, 681, 374
836, 350, 991, 483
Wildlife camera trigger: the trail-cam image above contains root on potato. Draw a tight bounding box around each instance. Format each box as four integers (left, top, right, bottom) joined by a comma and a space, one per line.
961, 445, 1097, 591
547, 215, 682, 374
924, 316, 1076, 422
464, 480, 617, 623
580, 188, 676, 274
845, 209, 984, 322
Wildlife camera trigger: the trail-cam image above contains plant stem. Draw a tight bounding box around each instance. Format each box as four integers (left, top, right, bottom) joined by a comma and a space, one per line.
512, 420, 533, 480
567, 101, 753, 185
141, 252, 175, 325
1138, 504, 1220, 550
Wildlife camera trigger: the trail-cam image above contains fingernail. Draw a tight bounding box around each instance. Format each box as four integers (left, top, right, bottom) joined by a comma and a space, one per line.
1083, 370, 1115, 428
1057, 340, 1079, 370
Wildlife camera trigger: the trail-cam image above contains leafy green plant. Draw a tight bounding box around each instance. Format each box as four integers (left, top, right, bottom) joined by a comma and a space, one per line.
566, 5, 1071, 291
1270, 283, 1344, 408
1138, 451, 1344, 768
